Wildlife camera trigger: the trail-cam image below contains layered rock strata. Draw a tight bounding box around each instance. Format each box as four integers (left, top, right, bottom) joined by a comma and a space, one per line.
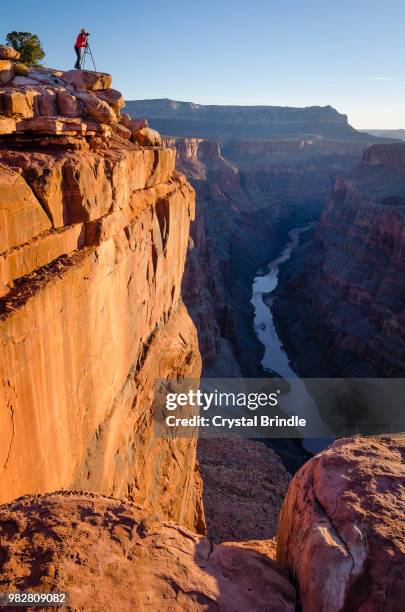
126, 98, 376, 141
274, 143, 405, 377
165, 136, 366, 380
0, 70, 203, 532
0, 64, 157, 145
277, 436, 405, 612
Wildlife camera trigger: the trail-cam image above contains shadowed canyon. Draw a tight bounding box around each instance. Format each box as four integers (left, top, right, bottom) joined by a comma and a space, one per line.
0, 52, 404, 612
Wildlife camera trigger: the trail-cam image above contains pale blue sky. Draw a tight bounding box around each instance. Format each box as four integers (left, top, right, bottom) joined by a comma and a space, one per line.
2, 0, 404, 128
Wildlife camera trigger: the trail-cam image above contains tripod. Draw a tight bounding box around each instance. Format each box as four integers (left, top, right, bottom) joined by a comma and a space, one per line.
80, 43, 97, 71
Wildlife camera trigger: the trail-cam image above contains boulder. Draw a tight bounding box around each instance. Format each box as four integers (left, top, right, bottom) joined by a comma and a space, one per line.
0, 45, 20, 60
0, 60, 14, 85
0, 492, 296, 611
16, 116, 86, 136
61, 69, 112, 91
96, 88, 124, 111
85, 121, 113, 138
0, 89, 39, 117
134, 126, 162, 147
38, 88, 58, 116
128, 117, 148, 135
119, 112, 132, 128
114, 123, 131, 140
74, 91, 117, 123
277, 436, 405, 612
26, 69, 65, 86
0, 164, 51, 253
56, 90, 80, 117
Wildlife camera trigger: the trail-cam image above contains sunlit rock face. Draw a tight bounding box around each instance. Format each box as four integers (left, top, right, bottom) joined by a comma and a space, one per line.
0, 69, 203, 532
277, 436, 405, 612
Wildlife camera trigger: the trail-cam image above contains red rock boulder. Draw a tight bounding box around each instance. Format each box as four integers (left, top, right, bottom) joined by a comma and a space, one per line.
74, 91, 117, 123
134, 126, 162, 147
0, 45, 20, 60
61, 69, 112, 91
0, 60, 14, 85
96, 88, 124, 111
0, 492, 296, 611
277, 436, 405, 611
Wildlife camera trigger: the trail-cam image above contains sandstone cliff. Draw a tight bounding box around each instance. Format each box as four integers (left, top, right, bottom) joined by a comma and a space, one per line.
273, 143, 405, 377
0, 65, 203, 531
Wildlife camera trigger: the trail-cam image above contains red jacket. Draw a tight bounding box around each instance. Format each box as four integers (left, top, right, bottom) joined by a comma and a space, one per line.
75, 33, 87, 48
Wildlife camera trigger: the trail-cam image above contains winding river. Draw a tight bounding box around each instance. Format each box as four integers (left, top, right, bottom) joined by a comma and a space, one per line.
251, 226, 333, 452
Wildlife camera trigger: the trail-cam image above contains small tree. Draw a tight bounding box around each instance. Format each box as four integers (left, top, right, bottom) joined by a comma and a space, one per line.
6, 31, 45, 66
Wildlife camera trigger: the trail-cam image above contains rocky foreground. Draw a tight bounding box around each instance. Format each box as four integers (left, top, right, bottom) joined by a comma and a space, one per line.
0, 437, 403, 610
0, 492, 296, 611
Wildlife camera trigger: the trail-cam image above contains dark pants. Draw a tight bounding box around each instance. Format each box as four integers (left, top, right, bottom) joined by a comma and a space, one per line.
74, 46, 82, 69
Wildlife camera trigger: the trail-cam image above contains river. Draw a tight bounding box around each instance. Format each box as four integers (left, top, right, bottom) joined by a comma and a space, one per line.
251, 226, 333, 453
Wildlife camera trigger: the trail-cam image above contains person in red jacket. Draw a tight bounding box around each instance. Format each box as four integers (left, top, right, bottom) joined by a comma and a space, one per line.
74, 29, 89, 69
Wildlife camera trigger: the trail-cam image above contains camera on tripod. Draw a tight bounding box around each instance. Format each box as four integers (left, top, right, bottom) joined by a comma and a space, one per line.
80, 33, 97, 71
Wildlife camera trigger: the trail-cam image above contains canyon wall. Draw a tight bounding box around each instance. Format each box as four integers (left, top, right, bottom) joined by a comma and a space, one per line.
126, 99, 377, 141
273, 143, 405, 377
0, 66, 203, 531
360, 128, 405, 141
164, 136, 368, 378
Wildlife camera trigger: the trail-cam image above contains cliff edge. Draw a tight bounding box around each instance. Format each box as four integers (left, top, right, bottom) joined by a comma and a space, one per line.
0, 63, 203, 532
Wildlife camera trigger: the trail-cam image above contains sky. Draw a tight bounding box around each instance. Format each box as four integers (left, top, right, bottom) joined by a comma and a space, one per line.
2, 0, 404, 129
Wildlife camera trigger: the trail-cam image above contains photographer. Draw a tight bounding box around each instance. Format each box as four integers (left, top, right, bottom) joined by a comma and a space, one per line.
74, 28, 89, 69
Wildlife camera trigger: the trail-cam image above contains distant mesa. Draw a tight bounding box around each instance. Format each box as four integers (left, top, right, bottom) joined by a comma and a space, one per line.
126, 98, 378, 141
360, 128, 405, 141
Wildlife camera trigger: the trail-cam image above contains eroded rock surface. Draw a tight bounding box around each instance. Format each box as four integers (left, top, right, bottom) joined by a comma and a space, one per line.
0, 492, 296, 612
0, 66, 146, 146
277, 436, 405, 612
198, 439, 290, 547
0, 69, 203, 532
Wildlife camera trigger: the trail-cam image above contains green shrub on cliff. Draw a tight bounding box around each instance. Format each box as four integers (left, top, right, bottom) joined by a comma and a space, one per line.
6, 31, 45, 66
14, 62, 29, 76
